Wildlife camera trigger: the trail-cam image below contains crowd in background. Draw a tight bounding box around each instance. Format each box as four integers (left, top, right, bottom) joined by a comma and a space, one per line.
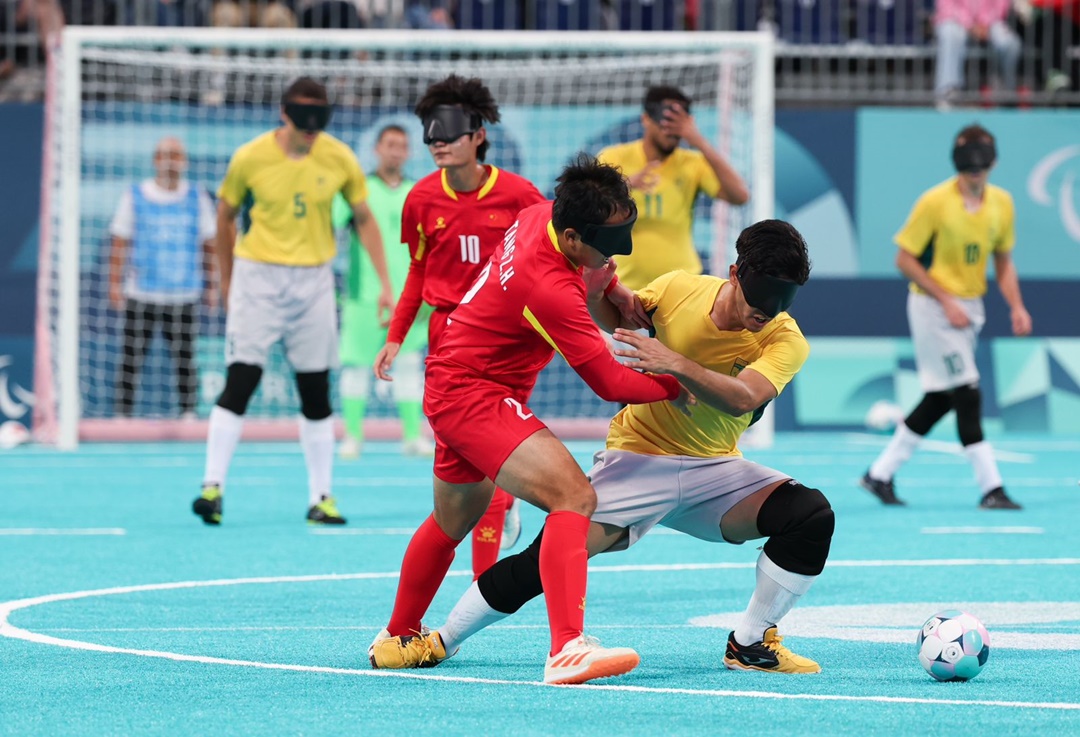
2, 1, 1079, 104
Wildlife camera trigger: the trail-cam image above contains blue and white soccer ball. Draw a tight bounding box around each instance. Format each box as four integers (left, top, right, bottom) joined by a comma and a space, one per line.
917, 610, 991, 681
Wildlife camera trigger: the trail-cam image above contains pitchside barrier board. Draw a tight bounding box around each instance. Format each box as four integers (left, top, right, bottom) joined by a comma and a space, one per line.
1, 104, 1077, 430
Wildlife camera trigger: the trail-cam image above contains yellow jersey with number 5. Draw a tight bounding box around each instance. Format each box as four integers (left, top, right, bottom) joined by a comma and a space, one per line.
598, 140, 721, 291
218, 130, 368, 266
894, 178, 1015, 299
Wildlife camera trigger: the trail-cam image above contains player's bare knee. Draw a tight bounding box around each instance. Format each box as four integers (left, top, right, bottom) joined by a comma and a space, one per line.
756, 481, 834, 576
216, 362, 263, 416
295, 370, 331, 420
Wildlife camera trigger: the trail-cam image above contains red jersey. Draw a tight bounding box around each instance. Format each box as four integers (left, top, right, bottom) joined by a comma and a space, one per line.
426, 202, 681, 405
386, 165, 545, 345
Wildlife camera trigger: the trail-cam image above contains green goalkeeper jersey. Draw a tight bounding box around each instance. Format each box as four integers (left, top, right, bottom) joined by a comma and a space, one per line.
333, 173, 415, 304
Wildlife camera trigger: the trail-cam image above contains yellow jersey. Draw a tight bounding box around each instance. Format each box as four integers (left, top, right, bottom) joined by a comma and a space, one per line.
218, 130, 368, 266
895, 178, 1015, 299
607, 271, 809, 458
598, 141, 721, 290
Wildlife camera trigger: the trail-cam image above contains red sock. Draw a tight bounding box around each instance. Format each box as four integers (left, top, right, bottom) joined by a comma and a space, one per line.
386, 514, 460, 636
471, 487, 514, 579
539, 510, 590, 655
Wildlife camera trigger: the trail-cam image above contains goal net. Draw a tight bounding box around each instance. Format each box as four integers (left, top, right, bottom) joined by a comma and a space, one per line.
36, 28, 774, 448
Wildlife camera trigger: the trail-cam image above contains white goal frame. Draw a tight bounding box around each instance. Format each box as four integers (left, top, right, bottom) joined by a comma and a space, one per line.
37, 27, 774, 449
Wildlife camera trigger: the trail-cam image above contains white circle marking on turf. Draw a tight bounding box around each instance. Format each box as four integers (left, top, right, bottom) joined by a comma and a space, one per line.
2, 567, 1080, 710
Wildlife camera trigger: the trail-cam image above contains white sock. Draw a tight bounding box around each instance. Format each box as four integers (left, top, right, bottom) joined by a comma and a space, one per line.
437, 581, 511, 653
204, 405, 244, 490
868, 422, 922, 481
299, 416, 335, 506
734, 552, 816, 647
963, 440, 1003, 494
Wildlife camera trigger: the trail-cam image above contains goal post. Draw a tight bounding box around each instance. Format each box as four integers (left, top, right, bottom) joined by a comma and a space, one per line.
36, 27, 774, 449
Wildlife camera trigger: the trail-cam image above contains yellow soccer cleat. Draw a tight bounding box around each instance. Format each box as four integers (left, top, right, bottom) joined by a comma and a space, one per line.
723, 627, 821, 674
368, 628, 451, 669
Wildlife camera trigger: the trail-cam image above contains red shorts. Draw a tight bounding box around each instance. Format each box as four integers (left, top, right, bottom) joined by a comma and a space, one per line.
427, 307, 454, 356
424, 367, 547, 485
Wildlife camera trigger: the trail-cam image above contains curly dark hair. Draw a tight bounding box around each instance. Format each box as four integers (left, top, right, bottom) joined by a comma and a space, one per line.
734, 220, 812, 285
414, 75, 500, 161
552, 153, 634, 232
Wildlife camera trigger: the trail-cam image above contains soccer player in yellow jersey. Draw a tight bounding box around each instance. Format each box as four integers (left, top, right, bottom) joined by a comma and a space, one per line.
598, 85, 749, 291
193, 77, 394, 526
384, 220, 835, 675
861, 124, 1031, 511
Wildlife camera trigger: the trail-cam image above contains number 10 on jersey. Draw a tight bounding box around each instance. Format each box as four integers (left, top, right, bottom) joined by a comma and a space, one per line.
459, 234, 481, 264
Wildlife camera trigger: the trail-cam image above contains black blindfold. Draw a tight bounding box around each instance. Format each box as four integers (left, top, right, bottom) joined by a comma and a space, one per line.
576, 202, 638, 258
736, 263, 800, 318
952, 139, 996, 173
284, 102, 332, 133
422, 105, 481, 145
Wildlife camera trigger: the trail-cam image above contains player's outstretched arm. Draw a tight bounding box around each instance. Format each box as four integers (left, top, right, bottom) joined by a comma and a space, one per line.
612, 327, 775, 416
108, 236, 129, 310
352, 201, 395, 326
215, 199, 238, 307
992, 251, 1031, 336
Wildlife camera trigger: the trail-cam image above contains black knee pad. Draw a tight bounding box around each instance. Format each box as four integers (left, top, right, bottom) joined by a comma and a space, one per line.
295, 370, 332, 420
216, 363, 263, 416
477, 527, 545, 614
904, 390, 952, 436
951, 384, 984, 446
757, 481, 834, 576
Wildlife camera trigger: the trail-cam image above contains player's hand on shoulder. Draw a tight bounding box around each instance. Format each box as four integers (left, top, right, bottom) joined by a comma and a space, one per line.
613, 328, 683, 375
374, 342, 401, 381
609, 286, 651, 331
1011, 305, 1032, 337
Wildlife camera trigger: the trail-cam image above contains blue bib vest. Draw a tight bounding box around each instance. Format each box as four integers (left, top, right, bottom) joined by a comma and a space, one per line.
129, 183, 203, 295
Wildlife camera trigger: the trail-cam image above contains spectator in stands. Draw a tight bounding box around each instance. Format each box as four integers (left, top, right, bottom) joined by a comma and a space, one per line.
405, 0, 452, 28
210, 0, 295, 32
1023, 0, 1080, 93
0, 0, 62, 77
934, 0, 1021, 107
108, 136, 216, 418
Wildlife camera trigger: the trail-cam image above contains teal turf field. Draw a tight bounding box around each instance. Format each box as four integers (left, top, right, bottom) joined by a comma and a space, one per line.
2, 433, 1079, 735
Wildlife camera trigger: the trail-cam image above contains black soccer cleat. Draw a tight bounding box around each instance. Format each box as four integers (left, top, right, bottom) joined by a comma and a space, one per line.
723, 629, 820, 674
860, 472, 905, 506
979, 487, 1022, 510
193, 485, 223, 525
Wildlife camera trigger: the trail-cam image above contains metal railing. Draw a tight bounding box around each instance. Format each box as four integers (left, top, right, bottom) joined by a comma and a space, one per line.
2, 0, 1079, 105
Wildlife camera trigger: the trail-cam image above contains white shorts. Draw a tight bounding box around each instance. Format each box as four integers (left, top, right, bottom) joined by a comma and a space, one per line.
225, 258, 339, 372
907, 291, 985, 392
586, 449, 790, 549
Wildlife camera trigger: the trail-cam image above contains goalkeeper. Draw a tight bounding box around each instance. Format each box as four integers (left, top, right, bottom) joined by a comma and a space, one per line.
335, 125, 433, 459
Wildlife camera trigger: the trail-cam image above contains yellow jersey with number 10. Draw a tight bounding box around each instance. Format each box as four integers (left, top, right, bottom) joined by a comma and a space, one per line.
895, 178, 1015, 299
598, 141, 721, 291
218, 130, 369, 267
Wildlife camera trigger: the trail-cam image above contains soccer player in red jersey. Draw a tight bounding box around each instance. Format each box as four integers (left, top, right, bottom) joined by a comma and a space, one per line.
369, 154, 691, 685
375, 75, 546, 577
